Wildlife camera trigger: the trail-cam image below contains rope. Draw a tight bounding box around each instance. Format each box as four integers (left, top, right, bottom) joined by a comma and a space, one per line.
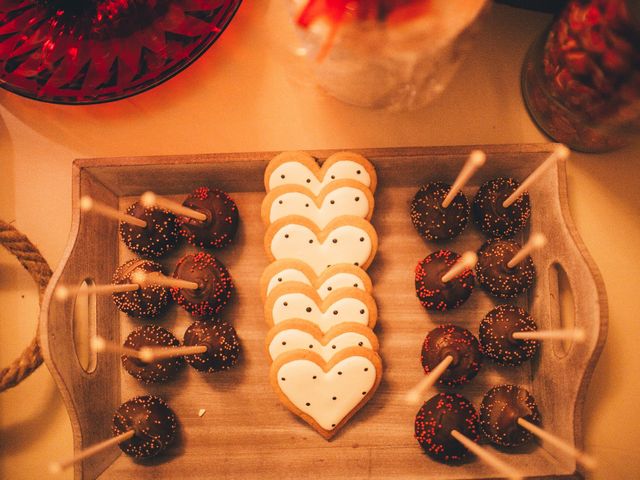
0, 219, 52, 392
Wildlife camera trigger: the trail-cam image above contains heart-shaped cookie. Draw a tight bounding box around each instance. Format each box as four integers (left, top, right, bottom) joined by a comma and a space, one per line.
260, 259, 373, 302
264, 151, 377, 195
264, 216, 378, 274
270, 347, 383, 439
261, 180, 375, 228
265, 319, 379, 362
264, 283, 377, 332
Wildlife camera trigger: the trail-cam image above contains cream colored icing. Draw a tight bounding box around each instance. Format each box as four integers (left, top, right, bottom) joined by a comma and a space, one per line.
269, 224, 373, 274
268, 329, 374, 361
268, 187, 371, 228
265, 270, 365, 299
268, 161, 372, 194
276, 356, 377, 430
266, 268, 312, 296
271, 293, 370, 332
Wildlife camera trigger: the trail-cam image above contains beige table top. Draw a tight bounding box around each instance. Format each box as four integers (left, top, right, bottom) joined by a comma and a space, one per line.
1, 2, 639, 479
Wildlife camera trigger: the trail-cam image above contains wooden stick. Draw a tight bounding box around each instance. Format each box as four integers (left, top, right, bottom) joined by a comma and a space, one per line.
503, 145, 570, 208
441, 251, 478, 283
131, 271, 199, 290
507, 233, 547, 268
517, 418, 597, 470
49, 430, 135, 473
442, 150, 486, 208
139, 345, 208, 362
55, 283, 139, 300
404, 355, 454, 405
512, 329, 586, 342
91, 336, 145, 359
450, 430, 523, 480
140, 191, 207, 222
80, 196, 147, 228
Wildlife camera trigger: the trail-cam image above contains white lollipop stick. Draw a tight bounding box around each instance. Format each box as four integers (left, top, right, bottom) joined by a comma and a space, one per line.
451, 429, 523, 480
80, 196, 147, 228
140, 191, 207, 222
503, 145, 570, 208
517, 418, 597, 470
507, 233, 547, 269
441, 251, 478, 283
404, 355, 454, 406
139, 345, 208, 362
442, 150, 486, 208
49, 430, 135, 474
55, 283, 139, 301
91, 336, 145, 359
512, 329, 586, 342
131, 271, 199, 290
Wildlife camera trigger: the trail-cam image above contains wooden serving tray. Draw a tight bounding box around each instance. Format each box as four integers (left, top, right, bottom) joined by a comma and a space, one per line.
41, 145, 607, 480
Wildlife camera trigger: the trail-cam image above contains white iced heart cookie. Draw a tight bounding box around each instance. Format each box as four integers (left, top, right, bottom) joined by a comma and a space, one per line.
265, 319, 379, 362
270, 348, 383, 439
261, 181, 374, 228
264, 216, 378, 274
259, 259, 373, 302
264, 151, 377, 195
264, 283, 377, 332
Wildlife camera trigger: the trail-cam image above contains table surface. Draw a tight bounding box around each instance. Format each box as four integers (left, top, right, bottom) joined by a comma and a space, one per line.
1, 3, 639, 479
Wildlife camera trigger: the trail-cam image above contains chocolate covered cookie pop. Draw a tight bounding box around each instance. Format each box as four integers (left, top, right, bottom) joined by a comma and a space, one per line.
479, 304, 539, 366
476, 239, 536, 299
415, 250, 476, 311
121, 325, 184, 383
410, 182, 470, 241
472, 177, 531, 239
112, 259, 172, 319
183, 321, 241, 372
181, 187, 239, 249
119, 201, 181, 258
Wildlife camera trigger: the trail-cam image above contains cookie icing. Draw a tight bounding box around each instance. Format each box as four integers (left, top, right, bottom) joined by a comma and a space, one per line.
266, 270, 367, 299
276, 355, 377, 430
268, 329, 374, 361
268, 161, 372, 195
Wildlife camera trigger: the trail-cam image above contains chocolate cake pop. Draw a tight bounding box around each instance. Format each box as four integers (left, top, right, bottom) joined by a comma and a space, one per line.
415, 250, 475, 311
415, 392, 480, 463
180, 187, 239, 250
172, 252, 234, 318
119, 201, 181, 258
121, 325, 184, 383
480, 385, 542, 447
410, 182, 470, 241
112, 395, 178, 459
112, 259, 172, 319
183, 321, 241, 372
421, 325, 482, 387
476, 239, 536, 299
472, 177, 531, 239
479, 304, 539, 366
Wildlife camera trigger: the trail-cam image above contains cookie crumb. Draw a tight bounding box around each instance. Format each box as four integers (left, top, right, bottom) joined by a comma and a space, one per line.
198, 409, 206, 417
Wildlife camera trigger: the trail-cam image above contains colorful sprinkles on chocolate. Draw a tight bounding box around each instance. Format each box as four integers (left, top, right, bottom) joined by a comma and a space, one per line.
112, 259, 172, 319
479, 304, 539, 366
476, 239, 536, 299
112, 395, 178, 459
421, 325, 482, 387
119, 201, 180, 258
410, 182, 470, 241
183, 321, 241, 372
180, 187, 239, 250
172, 252, 234, 318
415, 250, 475, 311
122, 325, 184, 384
414, 392, 480, 463
472, 177, 531, 239
480, 384, 542, 447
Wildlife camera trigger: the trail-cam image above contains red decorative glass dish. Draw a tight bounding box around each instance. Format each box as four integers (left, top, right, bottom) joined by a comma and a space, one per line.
0, 0, 242, 104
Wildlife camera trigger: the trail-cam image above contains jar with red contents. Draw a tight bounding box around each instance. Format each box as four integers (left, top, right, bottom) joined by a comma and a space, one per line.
522, 0, 640, 152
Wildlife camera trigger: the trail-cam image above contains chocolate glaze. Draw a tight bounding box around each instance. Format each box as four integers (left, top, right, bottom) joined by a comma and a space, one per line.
112, 259, 172, 319
112, 395, 178, 459
421, 325, 482, 387
472, 177, 531, 239
183, 321, 241, 372
480, 384, 542, 447
476, 239, 536, 298
479, 304, 539, 366
415, 250, 475, 311
121, 325, 184, 383
119, 201, 180, 258
172, 252, 234, 318
410, 182, 470, 241
181, 187, 239, 250
415, 392, 480, 463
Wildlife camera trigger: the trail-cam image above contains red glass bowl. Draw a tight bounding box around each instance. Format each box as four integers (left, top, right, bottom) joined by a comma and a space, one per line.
0, 0, 242, 104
